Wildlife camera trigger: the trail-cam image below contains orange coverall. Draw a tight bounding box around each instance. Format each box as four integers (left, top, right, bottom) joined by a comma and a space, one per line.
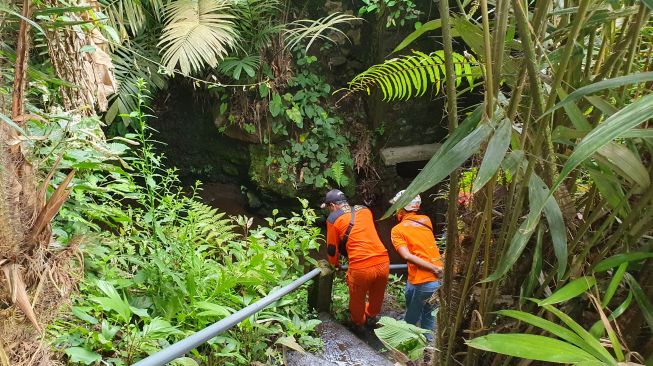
390, 212, 443, 285
326, 205, 390, 326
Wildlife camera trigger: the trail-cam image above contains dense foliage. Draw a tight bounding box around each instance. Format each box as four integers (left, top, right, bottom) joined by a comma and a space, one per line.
48, 85, 324, 365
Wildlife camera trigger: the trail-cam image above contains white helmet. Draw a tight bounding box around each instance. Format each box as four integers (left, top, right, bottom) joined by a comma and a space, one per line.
389, 190, 421, 211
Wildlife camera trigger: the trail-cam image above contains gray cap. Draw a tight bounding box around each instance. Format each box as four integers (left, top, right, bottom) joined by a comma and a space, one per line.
320, 189, 347, 208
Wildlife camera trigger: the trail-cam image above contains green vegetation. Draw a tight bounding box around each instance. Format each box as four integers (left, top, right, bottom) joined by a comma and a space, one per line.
49, 85, 324, 365
1, 0, 652, 364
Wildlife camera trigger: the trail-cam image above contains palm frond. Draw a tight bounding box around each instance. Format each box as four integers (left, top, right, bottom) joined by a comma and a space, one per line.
98, 0, 163, 38
230, 0, 282, 52
158, 0, 238, 75
106, 39, 167, 125
341, 50, 480, 101
217, 55, 260, 80
284, 12, 360, 52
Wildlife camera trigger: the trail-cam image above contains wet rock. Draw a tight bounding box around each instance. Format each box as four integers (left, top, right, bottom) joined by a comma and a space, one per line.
285, 350, 338, 366
314, 313, 395, 366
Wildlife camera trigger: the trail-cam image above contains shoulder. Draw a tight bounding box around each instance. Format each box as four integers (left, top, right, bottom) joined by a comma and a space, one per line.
327, 206, 352, 224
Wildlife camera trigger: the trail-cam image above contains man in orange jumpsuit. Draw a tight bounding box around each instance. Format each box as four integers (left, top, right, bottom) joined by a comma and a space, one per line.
322, 189, 390, 330
389, 190, 443, 339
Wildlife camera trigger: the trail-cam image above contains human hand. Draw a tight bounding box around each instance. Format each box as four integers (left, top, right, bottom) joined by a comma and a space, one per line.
432, 265, 443, 277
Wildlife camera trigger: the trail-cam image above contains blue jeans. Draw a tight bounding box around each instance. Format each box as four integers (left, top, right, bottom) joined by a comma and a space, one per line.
405, 280, 441, 337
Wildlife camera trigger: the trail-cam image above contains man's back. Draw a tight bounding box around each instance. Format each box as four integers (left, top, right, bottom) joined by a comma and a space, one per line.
391, 212, 442, 284
326, 205, 389, 269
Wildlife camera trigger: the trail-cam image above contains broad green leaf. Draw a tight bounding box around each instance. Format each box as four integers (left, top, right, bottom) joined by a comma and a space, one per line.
473, 118, 512, 193
624, 273, 653, 330
392, 19, 442, 53
595, 143, 650, 189
72, 306, 98, 325
547, 72, 653, 115
641, 0, 653, 11
466, 334, 599, 363
64, 347, 102, 365
497, 310, 586, 347
542, 305, 618, 365
451, 16, 485, 57
91, 281, 131, 322
383, 107, 489, 218
557, 93, 653, 187
602, 262, 628, 307
593, 252, 653, 272
537, 276, 596, 306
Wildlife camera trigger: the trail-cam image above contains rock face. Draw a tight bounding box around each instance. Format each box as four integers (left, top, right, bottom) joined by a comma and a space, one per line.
155, 0, 466, 220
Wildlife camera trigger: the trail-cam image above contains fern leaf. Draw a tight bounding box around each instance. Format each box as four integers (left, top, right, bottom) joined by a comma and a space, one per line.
343, 50, 479, 101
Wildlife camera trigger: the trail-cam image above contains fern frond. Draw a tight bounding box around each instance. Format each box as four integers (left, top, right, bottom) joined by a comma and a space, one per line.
185, 200, 240, 250
341, 50, 480, 101
158, 0, 239, 75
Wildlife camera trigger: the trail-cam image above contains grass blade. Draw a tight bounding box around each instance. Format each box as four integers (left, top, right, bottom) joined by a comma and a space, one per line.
602, 262, 628, 307
593, 252, 653, 272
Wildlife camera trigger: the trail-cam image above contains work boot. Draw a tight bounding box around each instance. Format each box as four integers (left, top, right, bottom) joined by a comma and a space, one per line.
365, 316, 379, 328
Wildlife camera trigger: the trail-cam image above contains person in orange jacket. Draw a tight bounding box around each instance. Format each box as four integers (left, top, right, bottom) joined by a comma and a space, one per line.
322, 189, 390, 330
389, 190, 443, 339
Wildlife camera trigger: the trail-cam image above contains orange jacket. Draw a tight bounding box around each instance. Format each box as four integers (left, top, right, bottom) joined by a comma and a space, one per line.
391, 212, 442, 284
326, 205, 389, 269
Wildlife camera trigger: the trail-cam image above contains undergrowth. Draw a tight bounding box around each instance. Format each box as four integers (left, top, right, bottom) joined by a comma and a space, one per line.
48, 81, 324, 366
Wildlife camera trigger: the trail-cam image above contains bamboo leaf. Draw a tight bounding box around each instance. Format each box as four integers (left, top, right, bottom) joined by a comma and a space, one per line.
392, 19, 442, 53
602, 262, 628, 307
497, 310, 587, 347
641, 0, 653, 11
382, 107, 488, 218
547, 72, 653, 115
485, 173, 566, 281
593, 252, 653, 272
585, 96, 618, 116
556, 93, 653, 195
534, 174, 568, 279
537, 276, 596, 306
466, 334, 600, 363
624, 273, 653, 330
473, 118, 512, 193
541, 304, 618, 365
591, 291, 634, 338
520, 225, 543, 302
595, 143, 650, 189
